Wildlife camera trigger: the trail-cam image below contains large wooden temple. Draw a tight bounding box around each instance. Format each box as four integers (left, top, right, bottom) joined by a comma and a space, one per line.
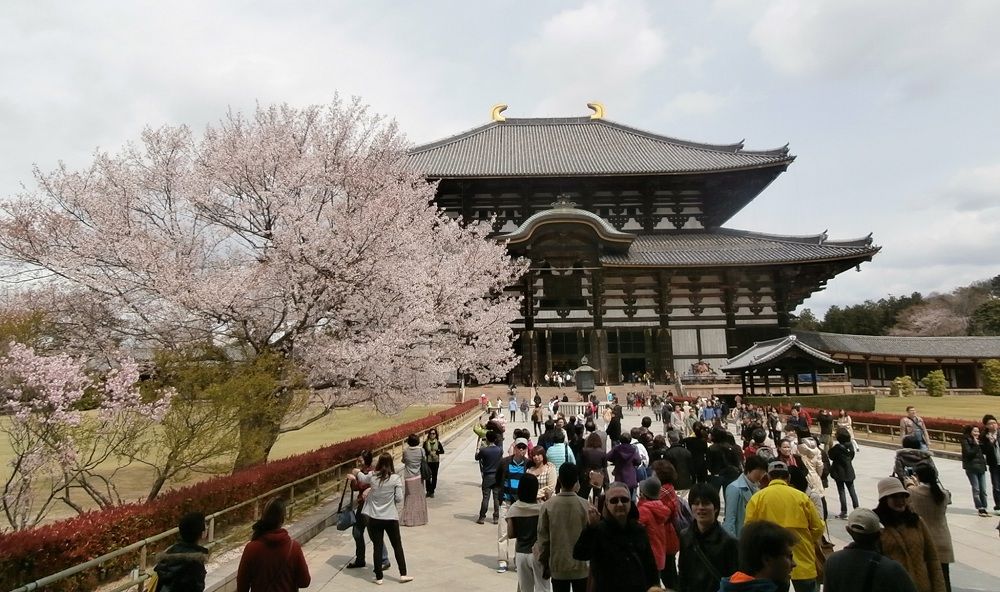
409, 104, 880, 386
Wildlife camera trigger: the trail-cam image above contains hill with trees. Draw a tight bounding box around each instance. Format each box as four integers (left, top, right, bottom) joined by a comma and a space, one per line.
793, 275, 1000, 336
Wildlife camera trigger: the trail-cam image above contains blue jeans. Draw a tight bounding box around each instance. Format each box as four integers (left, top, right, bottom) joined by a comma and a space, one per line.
967, 470, 988, 510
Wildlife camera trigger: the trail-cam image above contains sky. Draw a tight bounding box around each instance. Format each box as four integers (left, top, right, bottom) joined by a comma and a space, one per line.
1, 0, 998, 315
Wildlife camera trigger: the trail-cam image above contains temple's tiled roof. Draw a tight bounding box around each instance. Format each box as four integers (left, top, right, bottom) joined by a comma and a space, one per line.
722, 335, 841, 372
408, 117, 794, 178
793, 331, 1000, 360
599, 229, 879, 267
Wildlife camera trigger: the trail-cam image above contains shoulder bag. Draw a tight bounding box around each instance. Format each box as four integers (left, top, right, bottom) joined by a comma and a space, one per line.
336, 483, 356, 530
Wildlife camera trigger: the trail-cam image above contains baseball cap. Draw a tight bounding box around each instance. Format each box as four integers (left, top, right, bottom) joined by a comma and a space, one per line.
767, 460, 788, 473
846, 508, 883, 535
514, 438, 529, 448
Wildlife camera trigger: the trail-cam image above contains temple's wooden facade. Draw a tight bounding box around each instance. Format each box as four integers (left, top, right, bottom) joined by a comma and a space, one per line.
409, 107, 880, 385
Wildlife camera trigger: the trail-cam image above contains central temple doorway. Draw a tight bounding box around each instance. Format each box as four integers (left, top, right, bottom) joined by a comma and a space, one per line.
620, 357, 647, 383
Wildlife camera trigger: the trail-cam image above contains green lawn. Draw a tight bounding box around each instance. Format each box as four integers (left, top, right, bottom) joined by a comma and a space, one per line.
874, 395, 999, 421
0, 404, 447, 523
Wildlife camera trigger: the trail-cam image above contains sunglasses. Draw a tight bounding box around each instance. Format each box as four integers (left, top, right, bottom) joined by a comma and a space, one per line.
607, 496, 630, 505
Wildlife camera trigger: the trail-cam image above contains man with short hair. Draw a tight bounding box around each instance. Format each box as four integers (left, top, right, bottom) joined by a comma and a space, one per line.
822, 508, 917, 592
153, 512, 210, 591
981, 414, 1000, 513
664, 430, 693, 491
724, 455, 769, 538
537, 464, 591, 592
744, 461, 825, 592
718, 520, 797, 592
900, 406, 928, 450
494, 437, 530, 573
786, 408, 808, 434
475, 431, 503, 525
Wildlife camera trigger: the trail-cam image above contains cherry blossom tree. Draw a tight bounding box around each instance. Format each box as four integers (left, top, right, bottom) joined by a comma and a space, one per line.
0, 343, 172, 530
0, 97, 525, 468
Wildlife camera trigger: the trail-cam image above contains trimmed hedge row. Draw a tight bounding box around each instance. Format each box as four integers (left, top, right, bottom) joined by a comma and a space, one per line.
746, 394, 876, 412
0, 400, 478, 591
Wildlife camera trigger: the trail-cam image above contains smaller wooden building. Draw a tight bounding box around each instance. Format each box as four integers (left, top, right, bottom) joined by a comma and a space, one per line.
722, 334, 842, 396
793, 331, 1000, 389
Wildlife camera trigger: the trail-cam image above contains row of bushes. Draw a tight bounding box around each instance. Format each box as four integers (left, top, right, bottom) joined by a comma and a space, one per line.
746, 394, 876, 412
0, 400, 478, 592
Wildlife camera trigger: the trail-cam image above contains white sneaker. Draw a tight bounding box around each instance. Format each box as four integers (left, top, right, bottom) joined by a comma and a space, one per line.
496, 561, 508, 573
400, 576, 414, 583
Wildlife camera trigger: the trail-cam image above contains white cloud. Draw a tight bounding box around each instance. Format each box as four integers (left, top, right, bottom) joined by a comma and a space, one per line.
511, 0, 668, 115
747, 0, 1000, 91
934, 163, 1000, 212
661, 90, 729, 120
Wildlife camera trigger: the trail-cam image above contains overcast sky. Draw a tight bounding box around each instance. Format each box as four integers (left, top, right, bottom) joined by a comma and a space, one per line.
2, 0, 998, 314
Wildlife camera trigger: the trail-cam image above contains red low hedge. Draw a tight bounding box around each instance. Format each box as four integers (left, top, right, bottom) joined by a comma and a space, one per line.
0, 400, 477, 591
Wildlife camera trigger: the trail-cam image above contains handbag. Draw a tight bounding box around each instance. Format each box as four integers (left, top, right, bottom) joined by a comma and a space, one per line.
336, 483, 356, 531
419, 449, 432, 482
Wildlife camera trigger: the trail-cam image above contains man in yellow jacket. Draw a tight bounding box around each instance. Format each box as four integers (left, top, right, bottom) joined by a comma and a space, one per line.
744, 460, 825, 592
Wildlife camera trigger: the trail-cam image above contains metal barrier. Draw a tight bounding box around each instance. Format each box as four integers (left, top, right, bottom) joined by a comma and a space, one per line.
8, 407, 479, 592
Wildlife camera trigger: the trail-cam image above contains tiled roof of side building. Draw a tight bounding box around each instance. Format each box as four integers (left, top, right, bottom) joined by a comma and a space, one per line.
407, 117, 794, 178
722, 335, 841, 372
793, 331, 1000, 359
599, 229, 879, 267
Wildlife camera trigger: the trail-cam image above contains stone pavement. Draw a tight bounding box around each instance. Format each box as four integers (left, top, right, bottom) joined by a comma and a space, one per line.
250, 409, 1000, 592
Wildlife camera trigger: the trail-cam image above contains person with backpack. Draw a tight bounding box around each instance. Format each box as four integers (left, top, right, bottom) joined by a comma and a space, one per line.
651, 459, 684, 590
822, 508, 917, 592
153, 512, 209, 592
677, 482, 738, 592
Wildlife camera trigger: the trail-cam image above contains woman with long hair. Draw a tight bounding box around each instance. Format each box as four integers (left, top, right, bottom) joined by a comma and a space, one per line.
349, 453, 413, 584
526, 445, 558, 502
774, 438, 809, 492
906, 463, 955, 592
874, 477, 945, 592
236, 498, 311, 592
421, 428, 445, 498
960, 424, 990, 517
400, 433, 428, 526
828, 428, 859, 519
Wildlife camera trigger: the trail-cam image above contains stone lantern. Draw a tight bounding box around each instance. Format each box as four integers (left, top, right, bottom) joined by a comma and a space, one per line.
574, 356, 598, 402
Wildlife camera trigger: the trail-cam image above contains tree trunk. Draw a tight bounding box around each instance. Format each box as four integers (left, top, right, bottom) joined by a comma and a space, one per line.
232, 388, 294, 471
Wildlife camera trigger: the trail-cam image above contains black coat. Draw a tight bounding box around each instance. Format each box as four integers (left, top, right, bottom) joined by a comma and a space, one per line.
574, 517, 659, 592
980, 433, 1000, 468
828, 441, 856, 482
962, 437, 987, 473
153, 541, 209, 592
677, 521, 738, 592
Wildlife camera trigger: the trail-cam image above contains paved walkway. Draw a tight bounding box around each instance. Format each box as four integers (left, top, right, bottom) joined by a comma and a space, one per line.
278, 411, 999, 591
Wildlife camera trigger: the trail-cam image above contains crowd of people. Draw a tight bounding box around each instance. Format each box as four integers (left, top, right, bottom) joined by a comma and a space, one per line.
147, 389, 1000, 592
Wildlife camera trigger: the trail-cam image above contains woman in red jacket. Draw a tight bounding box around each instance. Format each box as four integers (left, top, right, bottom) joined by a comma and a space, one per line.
637, 476, 670, 589
236, 498, 311, 592
651, 459, 681, 590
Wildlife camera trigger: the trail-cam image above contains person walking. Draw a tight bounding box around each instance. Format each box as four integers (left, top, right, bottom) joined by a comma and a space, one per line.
743, 461, 825, 592
154, 512, 209, 592
538, 464, 591, 592
980, 414, 1000, 514
349, 453, 413, 585
475, 431, 503, 525
577, 433, 607, 501
510, 396, 519, 423
346, 451, 390, 571
494, 437, 531, 573
607, 433, 641, 497
636, 477, 670, 588
531, 405, 544, 437
828, 429, 859, 519
677, 482, 739, 592
960, 424, 990, 516
837, 409, 860, 452
546, 430, 576, 471
527, 446, 558, 502
873, 477, 945, 592
723, 455, 768, 538
236, 498, 312, 591
905, 463, 955, 592
821, 508, 917, 592
421, 429, 444, 499
506, 474, 549, 592
665, 430, 694, 491
400, 434, 428, 527
900, 406, 929, 450
573, 482, 660, 592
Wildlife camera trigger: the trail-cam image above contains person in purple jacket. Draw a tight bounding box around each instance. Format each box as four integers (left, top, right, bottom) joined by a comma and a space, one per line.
608, 433, 641, 499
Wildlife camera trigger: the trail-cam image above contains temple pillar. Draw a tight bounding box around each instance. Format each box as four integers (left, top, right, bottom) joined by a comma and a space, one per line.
544, 329, 553, 375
